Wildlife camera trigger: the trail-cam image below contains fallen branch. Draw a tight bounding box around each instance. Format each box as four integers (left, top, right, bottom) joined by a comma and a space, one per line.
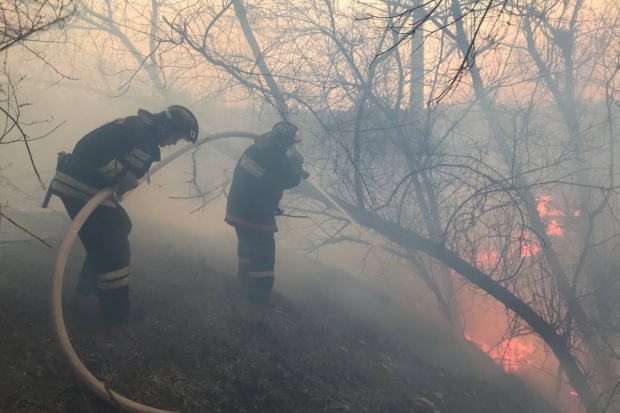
0, 211, 52, 248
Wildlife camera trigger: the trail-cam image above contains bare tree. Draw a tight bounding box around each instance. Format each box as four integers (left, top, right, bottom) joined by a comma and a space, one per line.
1, 0, 74, 52
176, 0, 620, 410
41, 0, 620, 410
375, 0, 620, 409
0, 0, 73, 243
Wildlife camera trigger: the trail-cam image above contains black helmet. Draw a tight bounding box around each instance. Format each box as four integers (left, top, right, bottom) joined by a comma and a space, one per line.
270, 121, 302, 147
138, 105, 199, 144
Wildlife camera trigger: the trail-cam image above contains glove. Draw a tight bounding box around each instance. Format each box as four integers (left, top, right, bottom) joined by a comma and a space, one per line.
292, 158, 310, 179
275, 208, 284, 216
289, 150, 304, 164
116, 172, 138, 193
114, 190, 126, 202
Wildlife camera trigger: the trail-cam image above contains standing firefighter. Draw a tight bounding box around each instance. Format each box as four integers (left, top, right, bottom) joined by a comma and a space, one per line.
44, 106, 199, 326
225, 122, 308, 305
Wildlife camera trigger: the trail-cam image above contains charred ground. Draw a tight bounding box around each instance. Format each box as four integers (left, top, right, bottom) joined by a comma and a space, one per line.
0, 219, 559, 413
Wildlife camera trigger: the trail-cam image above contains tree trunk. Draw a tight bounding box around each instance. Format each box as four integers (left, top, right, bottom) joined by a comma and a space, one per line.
408, 2, 461, 329
232, 0, 290, 119
335, 195, 599, 412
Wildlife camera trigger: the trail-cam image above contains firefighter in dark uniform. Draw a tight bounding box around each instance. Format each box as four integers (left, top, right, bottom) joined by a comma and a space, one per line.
225, 122, 308, 305
45, 106, 199, 326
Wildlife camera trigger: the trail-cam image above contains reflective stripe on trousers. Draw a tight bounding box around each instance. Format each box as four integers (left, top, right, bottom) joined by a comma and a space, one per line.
98, 266, 130, 290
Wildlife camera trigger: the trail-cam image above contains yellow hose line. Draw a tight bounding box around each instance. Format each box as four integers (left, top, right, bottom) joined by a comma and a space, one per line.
138, 130, 355, 222
139, 131, 261, 185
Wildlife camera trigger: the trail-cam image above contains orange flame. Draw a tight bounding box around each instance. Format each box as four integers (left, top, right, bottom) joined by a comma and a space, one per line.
464, 334, 536, 372
537, 195, 564, 217
547, 220, 564, 237
476, 250, 501, 270
537, 195, 566, 237
473, 195, 565, 268
520, 231, 541, 257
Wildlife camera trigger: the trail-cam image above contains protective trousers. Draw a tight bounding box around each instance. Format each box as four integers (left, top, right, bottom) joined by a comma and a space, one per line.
61, 196, 132, 326
234, 226, 275, 303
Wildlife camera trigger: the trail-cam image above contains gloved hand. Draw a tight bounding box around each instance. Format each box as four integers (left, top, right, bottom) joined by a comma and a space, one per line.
116, 172, 138, 193
275, 207, 285, 216
288, 151, 309, 179
289, 150, 304, 164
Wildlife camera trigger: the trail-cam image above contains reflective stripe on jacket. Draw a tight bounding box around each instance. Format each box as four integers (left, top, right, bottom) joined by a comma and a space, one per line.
50, 116, 161, 205
225, 140, 303, 232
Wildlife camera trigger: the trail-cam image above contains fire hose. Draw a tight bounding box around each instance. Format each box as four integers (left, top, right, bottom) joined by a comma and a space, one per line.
50, 186, 172, 413
50, 131, 354, 413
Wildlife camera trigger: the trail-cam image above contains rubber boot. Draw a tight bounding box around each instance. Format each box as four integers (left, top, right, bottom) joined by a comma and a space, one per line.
75, 255, 97, 296
237, 260, 250, 285
99, 286, 130, 328
248, 276, 275, 308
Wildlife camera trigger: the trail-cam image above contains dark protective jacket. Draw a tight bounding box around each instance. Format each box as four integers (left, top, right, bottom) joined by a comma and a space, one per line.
49, 116, 161, 207
225, 140, 303, 232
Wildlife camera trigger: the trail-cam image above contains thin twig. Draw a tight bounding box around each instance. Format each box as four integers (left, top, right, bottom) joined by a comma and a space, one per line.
0, 211, 52, 248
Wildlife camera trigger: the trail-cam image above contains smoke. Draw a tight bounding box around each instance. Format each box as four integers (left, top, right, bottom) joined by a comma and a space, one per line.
4, 1, 620, 409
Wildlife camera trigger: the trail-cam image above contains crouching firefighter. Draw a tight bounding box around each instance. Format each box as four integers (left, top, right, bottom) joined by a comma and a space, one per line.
225, 122, 309, 306
43, 106, 199, 326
